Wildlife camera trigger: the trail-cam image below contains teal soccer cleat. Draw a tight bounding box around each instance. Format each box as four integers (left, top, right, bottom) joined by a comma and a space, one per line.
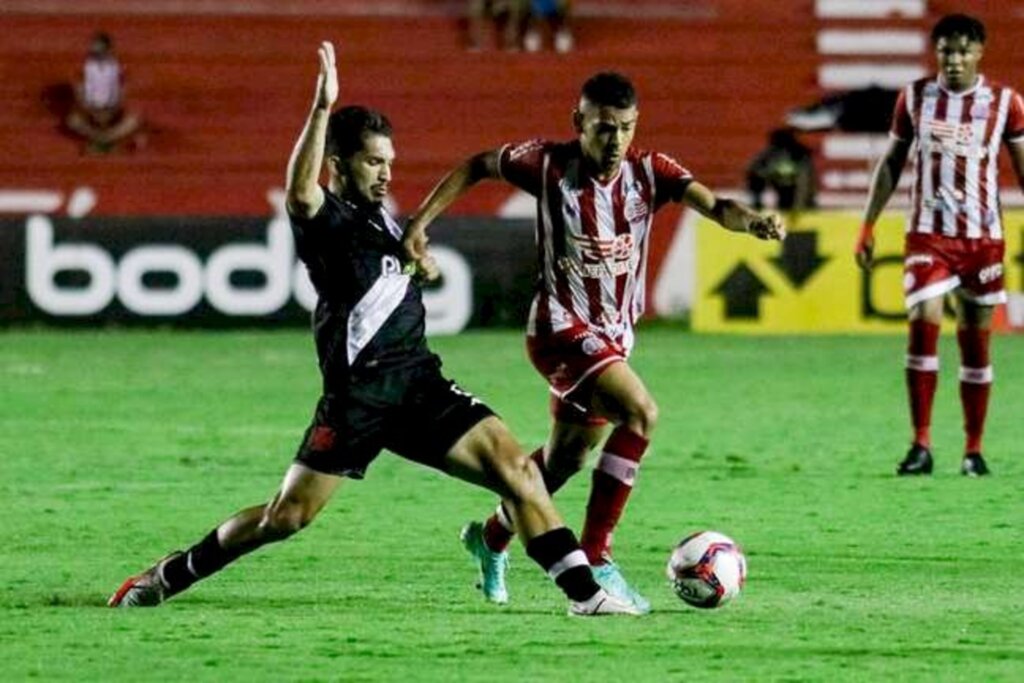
592, 557, 651, 614
460, 521, 510, 604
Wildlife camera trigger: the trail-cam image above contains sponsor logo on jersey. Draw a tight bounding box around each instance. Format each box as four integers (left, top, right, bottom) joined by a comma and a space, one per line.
571, 232, 635, 262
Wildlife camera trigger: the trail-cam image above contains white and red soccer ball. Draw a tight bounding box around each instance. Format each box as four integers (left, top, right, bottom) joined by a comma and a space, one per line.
666, 531, 747, 608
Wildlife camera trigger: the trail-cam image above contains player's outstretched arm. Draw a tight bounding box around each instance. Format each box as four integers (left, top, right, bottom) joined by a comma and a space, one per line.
403, 149, 502, 280
681, 180, 786, 241
856, 137, 911, 270
285, 41, 338, 219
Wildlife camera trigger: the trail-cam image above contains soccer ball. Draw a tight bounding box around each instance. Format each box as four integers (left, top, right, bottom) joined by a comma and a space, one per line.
666, 531, 747, 608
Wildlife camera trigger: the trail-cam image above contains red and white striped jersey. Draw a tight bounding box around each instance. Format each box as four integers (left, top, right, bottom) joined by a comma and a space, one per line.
891, 75, 1024, 240
498, 139, 692, 346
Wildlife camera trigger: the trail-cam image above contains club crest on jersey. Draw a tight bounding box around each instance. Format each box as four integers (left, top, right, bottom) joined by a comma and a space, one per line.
624, 195, 649, 223
970, 101, 990, 120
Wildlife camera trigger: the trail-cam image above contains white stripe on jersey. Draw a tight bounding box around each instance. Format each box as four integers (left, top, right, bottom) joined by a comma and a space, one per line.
346, 272, 411, 365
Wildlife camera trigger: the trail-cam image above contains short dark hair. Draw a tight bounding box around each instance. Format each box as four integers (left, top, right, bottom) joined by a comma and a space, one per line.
91, 31, 113, 51
326, 105, 393, 160
580, 72, 638, 109
931, 14, 986, 45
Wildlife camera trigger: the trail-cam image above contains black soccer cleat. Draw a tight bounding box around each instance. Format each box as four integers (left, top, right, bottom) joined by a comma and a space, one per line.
960, 453, 990, 477
897, 444, 933, 476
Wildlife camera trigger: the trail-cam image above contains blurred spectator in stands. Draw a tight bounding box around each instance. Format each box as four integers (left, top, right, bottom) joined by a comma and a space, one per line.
746, 128, 817, 212
468, 0, 528, 51
65, 32, 143, 153
523, 0, 574, 53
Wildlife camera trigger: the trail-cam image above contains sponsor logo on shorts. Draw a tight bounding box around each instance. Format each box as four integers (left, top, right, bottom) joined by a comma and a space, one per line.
580, 334, 607, 356
978, 263, 1003, 284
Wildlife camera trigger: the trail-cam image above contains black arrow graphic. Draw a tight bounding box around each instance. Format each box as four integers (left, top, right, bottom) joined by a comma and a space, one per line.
712, 262, 770, 319
1017, 230, 1024, 282
770, 231, 829, 288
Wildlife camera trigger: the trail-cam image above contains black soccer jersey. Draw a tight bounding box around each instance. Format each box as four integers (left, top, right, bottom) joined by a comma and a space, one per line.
289, 190, 435, 386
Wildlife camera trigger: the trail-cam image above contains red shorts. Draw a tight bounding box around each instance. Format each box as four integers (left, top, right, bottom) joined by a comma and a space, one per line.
903, 233, 1006, 308
526, 326, 626, 426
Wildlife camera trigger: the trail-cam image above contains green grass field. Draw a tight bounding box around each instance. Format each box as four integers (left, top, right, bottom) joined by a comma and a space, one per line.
3, 327, 1023, 682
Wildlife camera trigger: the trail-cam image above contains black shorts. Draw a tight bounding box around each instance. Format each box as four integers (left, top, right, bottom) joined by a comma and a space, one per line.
294, 361, 495, 478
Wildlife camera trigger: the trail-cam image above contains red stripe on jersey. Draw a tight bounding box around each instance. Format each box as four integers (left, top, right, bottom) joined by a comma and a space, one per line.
540, 153, 572, 336
931, 91, 948, 233
979, 90, 999, 224
910, 81, 927, 231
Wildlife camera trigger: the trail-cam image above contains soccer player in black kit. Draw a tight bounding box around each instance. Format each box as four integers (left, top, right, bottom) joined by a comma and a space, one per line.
108, 42, 638, 616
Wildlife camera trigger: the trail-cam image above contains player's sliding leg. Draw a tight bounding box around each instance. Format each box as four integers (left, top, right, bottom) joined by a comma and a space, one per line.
956, 299, 994, 476
108, 464, 341, 607
898, 299, 943, 476
445, 416, 640, 615
467, 423, 604, 602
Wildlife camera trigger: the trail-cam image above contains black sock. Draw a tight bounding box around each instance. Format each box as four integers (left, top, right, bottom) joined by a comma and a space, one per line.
160, 530, 243, 597
525, 527, 601, 602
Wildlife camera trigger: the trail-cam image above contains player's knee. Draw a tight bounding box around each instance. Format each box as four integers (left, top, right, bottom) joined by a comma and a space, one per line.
260, 500, 314, 541
489, 446, 545, 503
625, 397, 659, 437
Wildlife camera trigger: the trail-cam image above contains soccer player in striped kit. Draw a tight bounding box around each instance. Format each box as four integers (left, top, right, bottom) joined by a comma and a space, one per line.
856, 14, 1024, 477
405, 72, 785, 611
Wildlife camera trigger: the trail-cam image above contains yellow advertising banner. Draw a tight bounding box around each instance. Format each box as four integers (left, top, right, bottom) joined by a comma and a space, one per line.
693, 210, 1024, 333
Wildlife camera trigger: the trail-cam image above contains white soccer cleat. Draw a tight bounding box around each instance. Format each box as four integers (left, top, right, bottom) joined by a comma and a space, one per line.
568, 589, 645, 616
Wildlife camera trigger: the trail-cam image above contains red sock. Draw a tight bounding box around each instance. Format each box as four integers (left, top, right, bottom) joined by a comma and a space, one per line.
579, 427, 648, 565
906, 319, 940, 447
482, 448, 548, 553
957, 327, 992, 454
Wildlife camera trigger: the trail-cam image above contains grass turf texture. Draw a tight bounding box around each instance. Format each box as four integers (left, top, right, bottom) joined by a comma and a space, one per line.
2, 327, 1022, 682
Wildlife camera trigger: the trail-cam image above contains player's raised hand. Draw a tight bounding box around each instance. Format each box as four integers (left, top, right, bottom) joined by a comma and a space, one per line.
402, 222, 440, 281
315, 41, 338, 110
748, 212, 786, 241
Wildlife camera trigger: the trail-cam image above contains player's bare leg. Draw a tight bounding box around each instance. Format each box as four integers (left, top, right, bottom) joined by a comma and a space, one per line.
467, 420, 604, 603
445, 416, 639, 615
955, 297, 994, 476
899, 297, 945, 475
109, 464, 341, 606
569, 360, 656, 612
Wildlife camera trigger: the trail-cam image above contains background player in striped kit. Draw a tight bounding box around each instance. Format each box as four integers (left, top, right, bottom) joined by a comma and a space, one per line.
855, 14, 1024, 477
108, 42, 640, 617
404, 72, 784, 611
